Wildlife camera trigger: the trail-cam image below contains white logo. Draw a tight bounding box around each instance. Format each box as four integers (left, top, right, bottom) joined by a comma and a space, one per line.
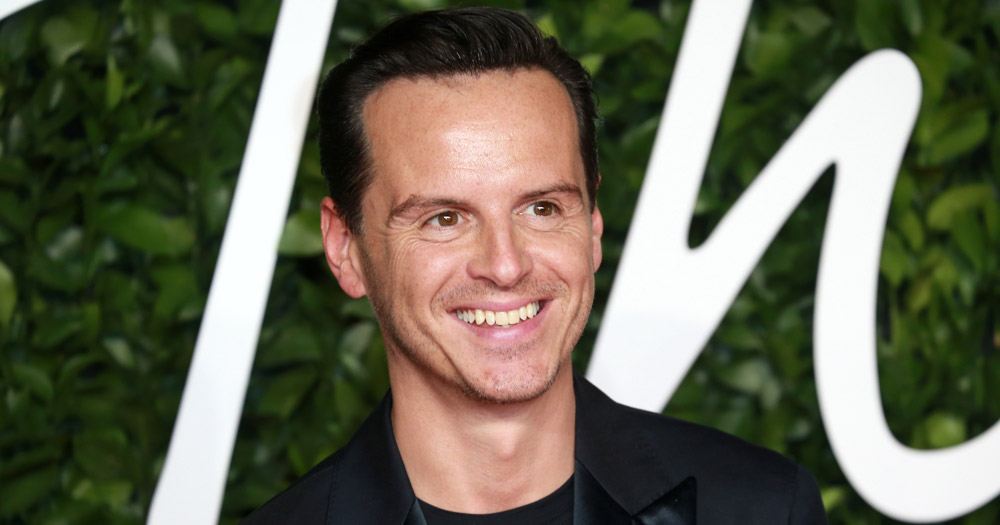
588, 1, 1000, 523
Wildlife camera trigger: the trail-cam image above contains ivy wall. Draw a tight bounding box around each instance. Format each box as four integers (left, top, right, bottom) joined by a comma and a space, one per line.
0, 0, 997, 523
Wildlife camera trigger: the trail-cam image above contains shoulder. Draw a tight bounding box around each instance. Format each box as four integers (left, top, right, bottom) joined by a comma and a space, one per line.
575, 376, 827, 523
621, 403, 797, 488
241, 392, 415, 524
240, 449, 345, 525
621, 403, 827, 523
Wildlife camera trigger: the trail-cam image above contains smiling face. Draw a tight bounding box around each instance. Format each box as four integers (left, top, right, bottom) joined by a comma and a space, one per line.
322, 69, 602, 404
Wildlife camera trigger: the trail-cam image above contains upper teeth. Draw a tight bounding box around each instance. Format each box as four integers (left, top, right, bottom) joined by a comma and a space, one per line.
456, 301, 540, 327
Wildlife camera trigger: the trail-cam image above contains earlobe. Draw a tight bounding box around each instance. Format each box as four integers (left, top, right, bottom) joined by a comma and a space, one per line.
591, 203, 604, 271
321, 197, 368, 298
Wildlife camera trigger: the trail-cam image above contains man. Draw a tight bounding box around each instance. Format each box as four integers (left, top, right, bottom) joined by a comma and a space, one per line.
246, 7, 826, 524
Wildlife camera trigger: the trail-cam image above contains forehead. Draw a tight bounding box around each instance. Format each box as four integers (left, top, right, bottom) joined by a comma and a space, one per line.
359, 69, 582, 206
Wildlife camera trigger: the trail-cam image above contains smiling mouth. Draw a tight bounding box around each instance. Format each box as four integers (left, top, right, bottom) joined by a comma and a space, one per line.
455, 301, 543, 327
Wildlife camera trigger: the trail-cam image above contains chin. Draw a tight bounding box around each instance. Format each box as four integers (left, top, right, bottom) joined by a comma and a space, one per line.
459, 361, 564, 405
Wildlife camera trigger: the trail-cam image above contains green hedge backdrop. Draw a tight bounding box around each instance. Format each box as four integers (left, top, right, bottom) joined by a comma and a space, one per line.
1, 0, 998, 523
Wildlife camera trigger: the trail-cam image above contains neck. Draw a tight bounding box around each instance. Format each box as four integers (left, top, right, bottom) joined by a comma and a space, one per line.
389, 362, 576, 514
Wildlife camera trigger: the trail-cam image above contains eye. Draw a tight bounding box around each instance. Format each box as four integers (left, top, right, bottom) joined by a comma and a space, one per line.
526, 201, 557, 217
428, 210, 461, 227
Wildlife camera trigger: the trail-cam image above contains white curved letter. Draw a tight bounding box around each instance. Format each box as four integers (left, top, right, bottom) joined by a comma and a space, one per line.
587, 0, 1000, 521
147, 1, 337, 523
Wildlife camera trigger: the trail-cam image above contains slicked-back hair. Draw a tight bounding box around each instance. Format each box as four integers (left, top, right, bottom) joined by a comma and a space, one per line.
317, 7, 599, 234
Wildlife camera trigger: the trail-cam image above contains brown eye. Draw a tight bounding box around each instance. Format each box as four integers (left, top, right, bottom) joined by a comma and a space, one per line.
431, 211, 459, 227
530, 202, 555, 216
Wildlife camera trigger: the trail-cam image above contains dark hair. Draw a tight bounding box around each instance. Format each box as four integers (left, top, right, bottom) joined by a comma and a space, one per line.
317, 7, 599, 234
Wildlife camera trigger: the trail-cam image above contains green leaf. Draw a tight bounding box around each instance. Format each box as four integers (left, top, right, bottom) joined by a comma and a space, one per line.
399, 0, 448, 11
906, 274, 934, 313
0, 467, 58, 517
96, 203, 195, 256
0, 8, 35, 62
900, 0, 923, 36
910, 34, 952, 103
0, 189, 30, 233
340, 298, 376, 320
0, 223, 12, 246
759, 375, 782, 410
717, 323, 763, 351
0, 158, 32, 186
25, 252, 88, 293
744, 32, 793, 78
716, 358, 773, 395
257, 368, 318, 418
879, 232, 910, 287
148, 34, 185, 85
82, 480, 133, 509
151, 264, 201, 321
237, 0, 281, 35
983, 198, 1000, 241
103, 337, 135, 369
339, 322, 377, 380
257, 323, 322, 368
194, 3, 238, 40
931, 251, 958, 293
0, 258, 15, 327
58, 353, 102, 386
951, 211, 986, 271
534, 13, 559, 39
40, 12, 96, 65
820, 485, 848, 512
788, 7, 831, 38
578, 54, 605, 76
333, 378, 365, 421
926, 184, 991, 230
923, 109, 990, 165
339, 321, 376, 356
11, 363, 54, 402
582, 0, 630, 41
898, 210, 925, 251
106, 55, 124, 110
73, 431, 130, 481
31, 307, 87, 348
922, 412, 967, 448
609, 11, 662, 45
278, 208, 323, 257
855, 0, 897, 51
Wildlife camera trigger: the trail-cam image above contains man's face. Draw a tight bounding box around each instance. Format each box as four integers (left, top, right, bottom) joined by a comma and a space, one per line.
335, 69, 602, 403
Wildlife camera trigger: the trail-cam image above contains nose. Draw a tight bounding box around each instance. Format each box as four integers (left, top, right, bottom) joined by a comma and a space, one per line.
467, 220, 533, 288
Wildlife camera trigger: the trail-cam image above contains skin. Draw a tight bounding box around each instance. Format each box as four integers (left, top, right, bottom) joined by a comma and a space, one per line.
321, 68, 603, 513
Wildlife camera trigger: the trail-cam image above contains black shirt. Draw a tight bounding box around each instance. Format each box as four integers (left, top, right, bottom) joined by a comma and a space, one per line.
417, 475, 573, 525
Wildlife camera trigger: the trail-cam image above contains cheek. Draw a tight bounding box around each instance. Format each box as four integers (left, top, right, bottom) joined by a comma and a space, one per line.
529, 225, 595, 265
385, 237, 467, 301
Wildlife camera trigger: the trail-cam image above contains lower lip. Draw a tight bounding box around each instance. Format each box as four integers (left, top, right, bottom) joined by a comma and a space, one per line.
455, 304, 546, 339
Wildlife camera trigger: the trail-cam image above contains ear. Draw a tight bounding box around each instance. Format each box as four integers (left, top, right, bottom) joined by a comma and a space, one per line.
588, 173, 604, 271
590, 201, 604, 271
321, 197, 368, 298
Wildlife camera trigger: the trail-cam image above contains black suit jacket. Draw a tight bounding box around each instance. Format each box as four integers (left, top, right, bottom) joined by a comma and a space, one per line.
244, 375, 827, 524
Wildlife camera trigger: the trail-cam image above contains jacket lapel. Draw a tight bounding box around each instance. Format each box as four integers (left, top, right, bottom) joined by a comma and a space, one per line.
573, 374, 696, 524
325, 392, 418, 524
632, 476, 696, 524
574, 460, 632, 524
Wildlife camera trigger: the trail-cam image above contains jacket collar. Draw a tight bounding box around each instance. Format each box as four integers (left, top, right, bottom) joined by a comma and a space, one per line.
572, 374, 696, 523
326, 374, 695, 524
324, 392, 416, 524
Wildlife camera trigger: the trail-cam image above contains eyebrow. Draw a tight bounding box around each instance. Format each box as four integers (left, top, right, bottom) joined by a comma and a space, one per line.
388, 196, 464, 224
522, 182, 583, 202
386, 182, 584, 224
